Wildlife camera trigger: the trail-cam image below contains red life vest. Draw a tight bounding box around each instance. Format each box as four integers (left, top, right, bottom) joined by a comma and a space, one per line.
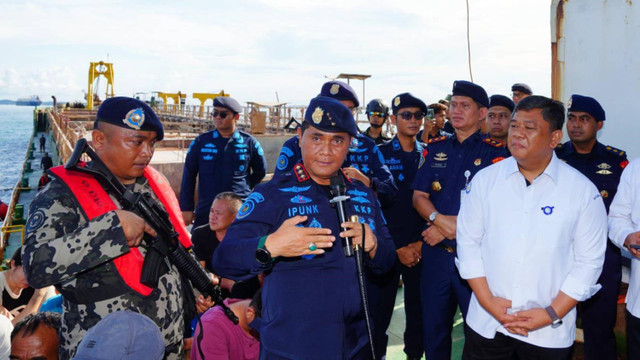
49, 164, 192, 296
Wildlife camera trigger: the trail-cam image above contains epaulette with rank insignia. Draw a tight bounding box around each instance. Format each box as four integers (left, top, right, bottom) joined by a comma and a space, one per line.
604, 145, 626, 158
427, 135, 447, 144
482, 137, 505, 148
293, 163, 310, 182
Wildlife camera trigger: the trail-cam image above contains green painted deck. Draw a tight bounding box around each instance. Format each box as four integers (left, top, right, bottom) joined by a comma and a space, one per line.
385, 285, 465, 360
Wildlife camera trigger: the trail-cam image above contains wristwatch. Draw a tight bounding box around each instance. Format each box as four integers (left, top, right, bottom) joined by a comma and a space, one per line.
429, 211, 439, 222
545, 306, 563, 328
255, 235, 272, 265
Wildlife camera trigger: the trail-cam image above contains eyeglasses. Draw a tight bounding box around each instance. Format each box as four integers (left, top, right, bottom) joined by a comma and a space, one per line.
398, 111, 425, 121
368, 112, 387, 118
212, 110, 230, 118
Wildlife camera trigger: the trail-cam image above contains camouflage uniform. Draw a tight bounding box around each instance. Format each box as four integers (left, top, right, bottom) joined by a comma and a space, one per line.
23, 175, 184, 360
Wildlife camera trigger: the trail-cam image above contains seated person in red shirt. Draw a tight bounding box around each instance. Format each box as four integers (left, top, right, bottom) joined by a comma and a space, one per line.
192, 192, 260, 300
0, 248, 55, 325
191, 289, 262, 360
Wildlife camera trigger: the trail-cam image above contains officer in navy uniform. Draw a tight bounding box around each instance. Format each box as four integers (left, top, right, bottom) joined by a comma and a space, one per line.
411, 81, 510, 360
485, 94, 514, 145
274, 81, 397, 207
555, 94, 628, 360
212, 96, 396, 359
180, 97, 267, 228
374, 93, 428, 360
362, 98, 391, 145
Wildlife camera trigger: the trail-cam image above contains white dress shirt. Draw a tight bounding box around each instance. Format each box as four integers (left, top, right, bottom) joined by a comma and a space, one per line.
457, 154, 607, 348
608, 158, 640, 318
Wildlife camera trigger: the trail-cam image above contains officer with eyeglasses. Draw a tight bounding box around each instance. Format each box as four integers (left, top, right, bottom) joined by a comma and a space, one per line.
362, 98, 391, 145
180, 96, 267, 228
411, 80, 510, 360
274, 81, 397, 207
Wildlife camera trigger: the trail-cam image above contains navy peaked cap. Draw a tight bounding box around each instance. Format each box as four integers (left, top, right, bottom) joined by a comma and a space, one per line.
391, 93, 427, 113
213, 96, 243, 114
511, 83, 533, 95
96, 96, 164, 140
489, 95, 515, 112
320, 81, 360, 108
304, 96, 358, 137
452, 80, 489, 108
568, 94, 605, 121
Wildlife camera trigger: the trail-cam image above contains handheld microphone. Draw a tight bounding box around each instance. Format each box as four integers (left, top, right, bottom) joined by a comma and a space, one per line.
329, 175, 354, 257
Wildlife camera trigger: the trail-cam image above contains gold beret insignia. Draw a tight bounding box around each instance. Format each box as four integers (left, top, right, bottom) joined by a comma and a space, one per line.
312, 106, 324, 124
330, 84, 340, 95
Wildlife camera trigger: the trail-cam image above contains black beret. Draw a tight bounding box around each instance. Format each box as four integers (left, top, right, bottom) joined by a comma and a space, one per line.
391, 93, 427, 114
304, 96, 358, 137
96, 97, 164, 140
320, 81, 360, 108
511, 83, 533, 95
489, 94, 515, 112
568, 94, 605, 121
452, 80, 489, 108
213, 96, 243, 114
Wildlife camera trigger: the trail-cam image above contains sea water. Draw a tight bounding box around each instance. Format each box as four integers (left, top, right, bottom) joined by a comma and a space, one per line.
0, 105, 34, 204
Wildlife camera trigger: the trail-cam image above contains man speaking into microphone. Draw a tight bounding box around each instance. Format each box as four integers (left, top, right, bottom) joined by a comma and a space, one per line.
212, 96, 395, 359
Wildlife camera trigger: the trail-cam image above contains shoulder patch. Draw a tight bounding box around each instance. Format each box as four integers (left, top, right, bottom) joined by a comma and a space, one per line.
427, 135, 447, 144
482, 137, 505, 148
604, 145, 626, 157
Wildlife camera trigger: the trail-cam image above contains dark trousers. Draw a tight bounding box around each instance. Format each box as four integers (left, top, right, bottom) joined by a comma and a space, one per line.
581, 243, 621, 360
463, 325, 572, 360
627, 310, 640, 360
420, 245, 471, 360
371, 260, 424, 359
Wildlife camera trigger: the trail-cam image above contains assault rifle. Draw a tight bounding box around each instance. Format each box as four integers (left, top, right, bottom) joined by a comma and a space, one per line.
66, 138, 238, 324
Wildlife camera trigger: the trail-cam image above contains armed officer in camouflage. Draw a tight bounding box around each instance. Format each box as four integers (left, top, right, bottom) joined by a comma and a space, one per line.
22, 97, 188, 359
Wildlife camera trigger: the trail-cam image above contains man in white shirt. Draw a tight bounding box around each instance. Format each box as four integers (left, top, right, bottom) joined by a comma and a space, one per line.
608, 157, 640, 359
457, 95, 607, 359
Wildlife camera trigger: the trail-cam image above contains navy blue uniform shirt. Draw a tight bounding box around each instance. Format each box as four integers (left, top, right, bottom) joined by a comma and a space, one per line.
179, 129, 267, 217
555, 141, 628, 211
379, 137, 426, 249
212, 164, 395, 359
411, 131, 509, 245
274, 134, 397, 207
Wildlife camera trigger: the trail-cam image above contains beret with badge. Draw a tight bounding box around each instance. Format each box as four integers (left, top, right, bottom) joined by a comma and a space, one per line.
320, 80, 360, 108
304, 96, 358, 137
391, 92, 427, 114
213, 96, 243, 114
452, 80, 489, 108
568, 94, 605, 121
489, 94, 515, 112
95, 96, 164, 140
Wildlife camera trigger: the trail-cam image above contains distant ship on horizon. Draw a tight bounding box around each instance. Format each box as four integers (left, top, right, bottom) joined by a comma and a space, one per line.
16, 95, 42, 106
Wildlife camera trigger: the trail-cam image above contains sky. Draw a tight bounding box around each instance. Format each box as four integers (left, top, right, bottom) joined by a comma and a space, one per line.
0, 0, 552, 106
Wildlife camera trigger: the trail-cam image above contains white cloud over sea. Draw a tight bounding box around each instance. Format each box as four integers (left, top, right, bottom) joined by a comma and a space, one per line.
0, 0, 551, 105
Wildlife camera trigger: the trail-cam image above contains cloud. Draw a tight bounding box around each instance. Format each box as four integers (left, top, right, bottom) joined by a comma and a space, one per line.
0, 0, 552, 105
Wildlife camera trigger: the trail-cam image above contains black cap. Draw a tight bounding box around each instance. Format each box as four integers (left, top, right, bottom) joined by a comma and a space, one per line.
391, 93, 427, 113
304, 96, 358, 136
96, 97, 164, 140
452, 80, 489, 108
213, 96, 243, 114
320, 81, 360, 108
489, 95, 515, 112
568, 94, 605, 121
511, 83, 533, 95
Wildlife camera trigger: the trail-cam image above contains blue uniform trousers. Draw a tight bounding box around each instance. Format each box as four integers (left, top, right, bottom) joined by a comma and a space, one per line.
421, 244, 471, 360
581, 242, 622, 360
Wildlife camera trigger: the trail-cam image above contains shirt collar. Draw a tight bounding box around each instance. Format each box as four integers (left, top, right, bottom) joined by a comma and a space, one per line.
505, 152, 560, 185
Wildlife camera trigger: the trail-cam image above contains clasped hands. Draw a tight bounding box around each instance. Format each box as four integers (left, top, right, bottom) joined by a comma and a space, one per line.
485, 296, 552, 336
421, 214, 457, 246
